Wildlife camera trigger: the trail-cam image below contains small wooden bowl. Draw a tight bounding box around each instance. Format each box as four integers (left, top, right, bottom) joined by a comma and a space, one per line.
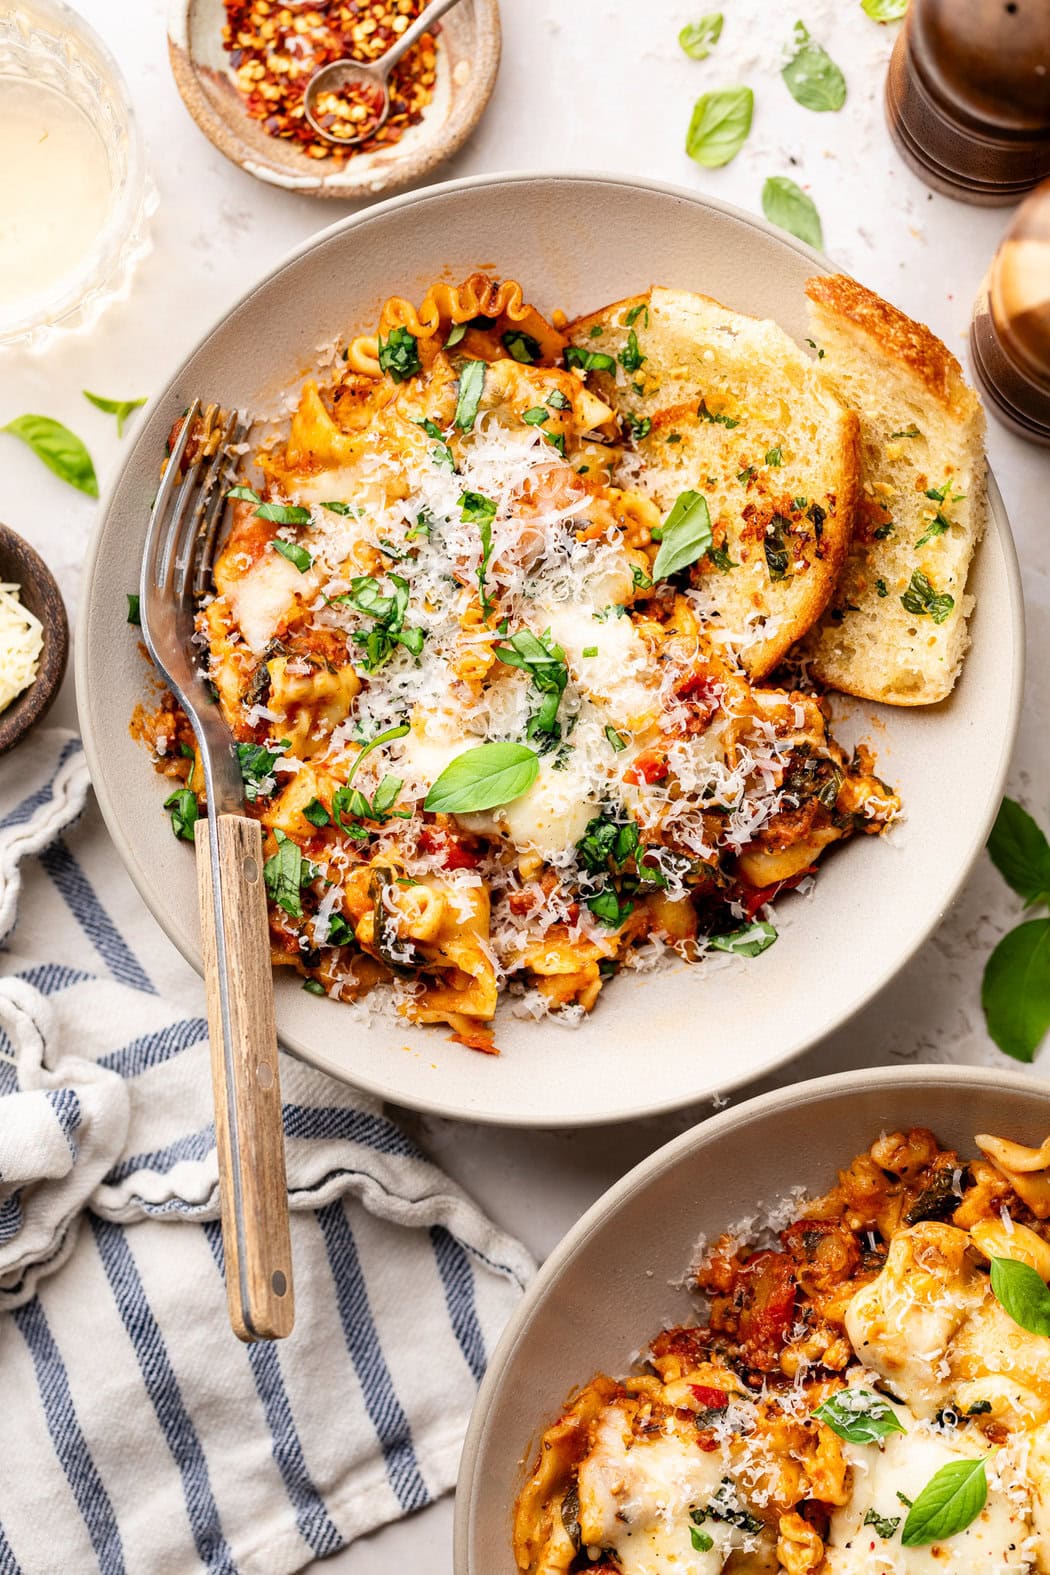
168, 0, 501, 200
0, 524, 69, 753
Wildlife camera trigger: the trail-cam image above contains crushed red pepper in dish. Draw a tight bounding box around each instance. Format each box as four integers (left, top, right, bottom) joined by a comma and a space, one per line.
222, 1, 439, 159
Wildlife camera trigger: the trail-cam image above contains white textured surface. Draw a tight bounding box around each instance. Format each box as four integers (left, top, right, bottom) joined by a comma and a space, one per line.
1, 0, 1046, 1568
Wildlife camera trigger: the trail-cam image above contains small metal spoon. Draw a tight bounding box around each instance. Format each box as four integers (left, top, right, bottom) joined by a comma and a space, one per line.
304, 0, 462, 147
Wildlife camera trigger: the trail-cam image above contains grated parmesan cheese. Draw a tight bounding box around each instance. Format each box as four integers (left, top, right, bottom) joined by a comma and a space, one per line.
0, 582, 43, 713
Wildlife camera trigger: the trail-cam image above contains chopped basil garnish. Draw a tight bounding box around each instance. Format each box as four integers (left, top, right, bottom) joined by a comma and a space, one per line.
901, 570, 954, 624
263, 828, 315, 919
692, 1480, 763, 1536
565, 345, 616, 375
709, 920, 777, 958
414, 417, 455, 471
697, 398, 739, 428
618, 329, 645, 373
631, 565, 653, 590
303, 978, 326, 995
271, 537, 312, 572
782, 21, 847, 112
890, 423, 921, 439
460, 491, 497, 614
163, 787, 198, 842
502, 329, 542, 364
377, 325, 421, 382
454, 360, 486, 431
334, 573, 426, 671
764, 514, 792, 581
330, 723, 411, 837
494, 628, 568, 739
423, 741, 539, 814
127, 593, 141, 625
708, 542, 737, 572
522, 406, 549, 426
235, 738, 289, 802
303, 799, 330, 828
445, 321, 468, 347
900, 1459, 987, 1548
576, 815, 640, 873
813, 1389, 906, 1444
605, 725, 627, 752
685, 86, 754, 168
765, 445, 783, 466
624, 302, 649, 328
690, 1527, 714, 1553
652, 491, 713, 580
545, 388, 571, 410
586, 886, 634, 928
863, 1509, 901, 1540
624, 413, 651, 441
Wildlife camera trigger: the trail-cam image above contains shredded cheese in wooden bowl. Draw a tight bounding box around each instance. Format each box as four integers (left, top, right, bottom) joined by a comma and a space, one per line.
0, 582, 44, 713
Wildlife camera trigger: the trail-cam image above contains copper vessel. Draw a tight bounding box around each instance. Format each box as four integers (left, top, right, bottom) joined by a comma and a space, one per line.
886, 0, 1050, 205
971, 178, 1050, 442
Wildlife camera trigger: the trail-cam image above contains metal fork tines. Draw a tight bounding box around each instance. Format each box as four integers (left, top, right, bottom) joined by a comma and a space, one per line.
140, 398, 249, 812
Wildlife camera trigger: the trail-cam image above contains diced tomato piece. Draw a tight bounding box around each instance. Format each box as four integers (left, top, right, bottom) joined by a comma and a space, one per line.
737, 867, 815, 920
625, 751, 668, 785
418, 827, 481, 869
738, 1250, 797, 1365
690, 1385, 729, 1410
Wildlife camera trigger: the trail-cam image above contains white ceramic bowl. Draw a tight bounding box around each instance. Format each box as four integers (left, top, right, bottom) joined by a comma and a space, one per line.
76, 173, 1024, 1128
455, 1065, 1050, 1573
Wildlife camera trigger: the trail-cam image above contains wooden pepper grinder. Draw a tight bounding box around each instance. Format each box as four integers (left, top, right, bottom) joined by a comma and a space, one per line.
971, 178, 1050, 441
886, 0, 1050, 205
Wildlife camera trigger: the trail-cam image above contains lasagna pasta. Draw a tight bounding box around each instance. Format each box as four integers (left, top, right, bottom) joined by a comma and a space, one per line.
139, 273, 898, 1051
515, 1127, 1050, 1574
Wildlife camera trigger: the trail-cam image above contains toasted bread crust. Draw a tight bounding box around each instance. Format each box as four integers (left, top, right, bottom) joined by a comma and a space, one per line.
565, 292, 650, 337
806, 275, 976, 422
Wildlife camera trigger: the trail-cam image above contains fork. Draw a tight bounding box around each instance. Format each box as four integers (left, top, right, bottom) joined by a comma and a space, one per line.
140, 398, 295, 1342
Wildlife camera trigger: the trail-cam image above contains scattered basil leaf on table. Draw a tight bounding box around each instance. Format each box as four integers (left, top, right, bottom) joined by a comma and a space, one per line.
782, 21, 847, 112
83, 390, 147, 438
762, 175, 824, 249
981, 918, 1050, 1063
813, 1389, 906, 1444
862, 0, 908, 20
424, 742, 539, 814
3, 414, 98, 497
900, 1459, 987, 1547
990, 1256, 1050, 1336
271, 538, 312, 572
653, 491, 713, 580
679, 13, 724, 60
685, 86, 754, 168
454, 360, 487, 431
988, 798, 1050, 906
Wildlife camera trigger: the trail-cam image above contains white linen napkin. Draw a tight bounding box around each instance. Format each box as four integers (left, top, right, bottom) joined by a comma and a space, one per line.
0, 729, 533, 1575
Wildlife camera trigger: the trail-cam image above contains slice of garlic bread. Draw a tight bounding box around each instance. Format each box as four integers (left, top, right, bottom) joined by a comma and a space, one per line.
566, 288, 859, 679
803, 275, 986, 706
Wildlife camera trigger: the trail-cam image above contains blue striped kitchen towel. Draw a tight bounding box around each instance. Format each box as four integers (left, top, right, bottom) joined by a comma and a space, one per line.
0, 729, 534, 1575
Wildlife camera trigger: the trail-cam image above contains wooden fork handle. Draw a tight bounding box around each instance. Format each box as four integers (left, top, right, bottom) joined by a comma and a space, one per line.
195, 813, 295, 1341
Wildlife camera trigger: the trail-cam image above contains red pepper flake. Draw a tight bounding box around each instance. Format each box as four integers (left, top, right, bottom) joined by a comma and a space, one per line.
222, 1, 438, 160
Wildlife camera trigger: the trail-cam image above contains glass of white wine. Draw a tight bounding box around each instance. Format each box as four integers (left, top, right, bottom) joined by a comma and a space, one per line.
0, 0, 156, 349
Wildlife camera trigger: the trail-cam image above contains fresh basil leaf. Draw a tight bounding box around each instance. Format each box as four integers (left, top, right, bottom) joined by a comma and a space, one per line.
982, 917, 1050, 1062
862, 0, 908, 20
814, 1389, 906, 1444
226, 485, 261, 503
454, 360, 487, 431
565, 345, 617, 374
901, 1460, 987, 1548
685, 86, 754, 168
679, 13, 724, 59
990, 1256, 1050, 1337
709, 920, 778, 959
83, 390, 147, 438
502, 330, 541, 364
522, 406, 549, 426
782, 21, 847, 112
761, 175, 824, 248
901, 569, 954, 624
271, 538, 312, 572
423, 741, 539, 814
255, 502, 312, 525
653, 491, 713, 580
3, 414, 98, 497
987, 798, 1050, 905
127, 593, 141, 625
377, 325, 421, 382
163, 787, 198, 842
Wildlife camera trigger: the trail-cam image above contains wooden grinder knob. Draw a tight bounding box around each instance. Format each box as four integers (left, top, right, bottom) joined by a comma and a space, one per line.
971, 177, 1050, 442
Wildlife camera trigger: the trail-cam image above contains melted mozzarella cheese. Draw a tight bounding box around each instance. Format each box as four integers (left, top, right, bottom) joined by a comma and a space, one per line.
845, 1225, 985, 1418
460, 755, 597, 861
543, 603, 657, 729
227, 551, 319, 656
825, 1422, 1031, 1574
577, 1407, 739, 1575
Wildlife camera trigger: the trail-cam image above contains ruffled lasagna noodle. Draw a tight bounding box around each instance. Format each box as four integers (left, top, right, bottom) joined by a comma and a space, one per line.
514, 1128, 1050, 1574
141, 274, 898, 1051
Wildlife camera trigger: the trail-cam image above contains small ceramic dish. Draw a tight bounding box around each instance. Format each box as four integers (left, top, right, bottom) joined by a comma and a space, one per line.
454, 1064, 1050, 1573
0, 524, 69, 753
167, 0, 501, 199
